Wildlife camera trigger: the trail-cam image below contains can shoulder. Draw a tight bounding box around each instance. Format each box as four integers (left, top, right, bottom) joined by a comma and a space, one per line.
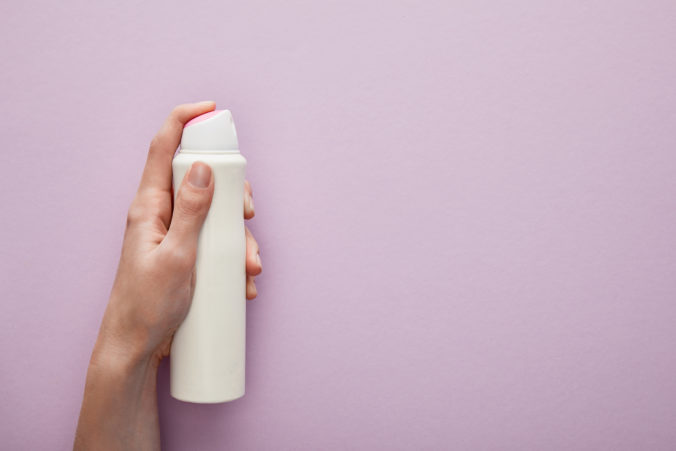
173, 152, 246, 167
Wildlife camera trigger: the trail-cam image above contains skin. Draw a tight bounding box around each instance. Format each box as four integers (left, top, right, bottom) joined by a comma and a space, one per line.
73, 102, 261, 451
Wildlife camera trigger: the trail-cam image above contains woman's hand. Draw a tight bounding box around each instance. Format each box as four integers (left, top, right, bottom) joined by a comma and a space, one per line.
74, 102, 261, 451
101, 101, 261, 366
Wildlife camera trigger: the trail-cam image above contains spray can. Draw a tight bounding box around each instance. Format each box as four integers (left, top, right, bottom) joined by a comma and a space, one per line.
170, 110, 247, 403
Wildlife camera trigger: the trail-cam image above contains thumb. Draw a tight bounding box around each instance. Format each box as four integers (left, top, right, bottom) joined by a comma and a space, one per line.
164, 162, 214, 255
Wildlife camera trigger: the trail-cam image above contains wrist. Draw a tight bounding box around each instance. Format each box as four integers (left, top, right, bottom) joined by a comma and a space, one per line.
89, 332, 154, 380
85, 329, 159, 423
94, 295, 161, 370
76, 320, 161, 451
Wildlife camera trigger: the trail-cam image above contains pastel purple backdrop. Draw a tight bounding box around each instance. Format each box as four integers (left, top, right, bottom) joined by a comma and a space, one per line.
1, 1, 676, 450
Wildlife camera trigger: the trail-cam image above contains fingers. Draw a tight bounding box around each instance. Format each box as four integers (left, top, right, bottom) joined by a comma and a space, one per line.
244, 182, 260, 300
161, 162, 214, 266
246, 275, 258, 300
244, 180, 254, 219
246, 226, 262, 276
139, 101, 216, 195
246, 226, 261, 300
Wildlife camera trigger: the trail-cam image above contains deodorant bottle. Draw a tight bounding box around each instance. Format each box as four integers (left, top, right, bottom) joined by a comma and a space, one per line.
170, 110, 247, 403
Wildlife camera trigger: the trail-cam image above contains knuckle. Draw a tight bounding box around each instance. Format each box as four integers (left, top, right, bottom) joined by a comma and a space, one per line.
178, 191, 207, 217
138, 189, 166, 216
148, 132, 166, 155
126, 199, 146, 227
149, 133, 161, 150
170, 105, 189, 122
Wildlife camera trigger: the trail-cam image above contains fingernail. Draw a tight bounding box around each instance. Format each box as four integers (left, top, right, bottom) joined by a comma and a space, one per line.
256, 253, 262, 268
189, 162, 211, 188
248, 196, 255, 213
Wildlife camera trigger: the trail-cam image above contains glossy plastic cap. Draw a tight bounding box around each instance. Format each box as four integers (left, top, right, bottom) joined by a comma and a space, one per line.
180, 110, 239, 152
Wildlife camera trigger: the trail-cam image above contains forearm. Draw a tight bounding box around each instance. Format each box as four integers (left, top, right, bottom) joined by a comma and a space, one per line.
74, 333, 160, 451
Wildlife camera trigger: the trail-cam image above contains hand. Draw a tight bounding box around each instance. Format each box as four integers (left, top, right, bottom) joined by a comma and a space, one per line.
101, 101, 262, 365
74, 102, 261, 451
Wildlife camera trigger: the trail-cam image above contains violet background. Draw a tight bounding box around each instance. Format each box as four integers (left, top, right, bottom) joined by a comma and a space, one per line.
2, 1, 676, 450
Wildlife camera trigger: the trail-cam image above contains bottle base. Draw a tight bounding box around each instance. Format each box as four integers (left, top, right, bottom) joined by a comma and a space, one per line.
171, 391, 245, 404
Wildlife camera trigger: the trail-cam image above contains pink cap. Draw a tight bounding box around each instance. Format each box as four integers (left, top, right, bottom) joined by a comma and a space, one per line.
180, 109, 239, 152
185, 110, 224, 128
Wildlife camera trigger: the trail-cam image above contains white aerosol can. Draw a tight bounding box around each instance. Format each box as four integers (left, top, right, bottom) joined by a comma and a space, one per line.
170, 110, 247, 403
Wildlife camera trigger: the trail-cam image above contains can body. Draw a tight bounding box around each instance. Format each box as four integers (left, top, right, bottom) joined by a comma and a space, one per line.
170, 151, 247, 403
